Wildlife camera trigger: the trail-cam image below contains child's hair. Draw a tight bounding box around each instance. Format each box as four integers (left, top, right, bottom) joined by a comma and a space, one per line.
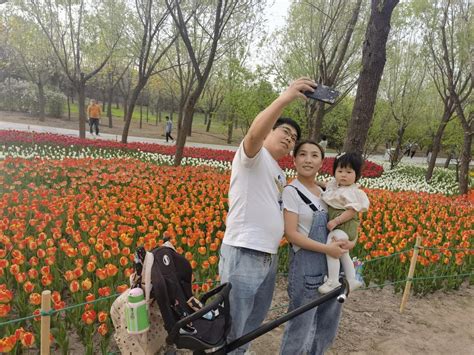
293, 139, 325, 159
332, 152, 363, 181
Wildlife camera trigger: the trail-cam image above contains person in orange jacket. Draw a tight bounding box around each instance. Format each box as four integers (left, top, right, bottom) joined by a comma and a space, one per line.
87, 99, 102, 136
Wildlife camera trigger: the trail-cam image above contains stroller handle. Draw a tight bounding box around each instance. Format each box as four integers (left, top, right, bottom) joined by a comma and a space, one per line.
225, 278, 348, 354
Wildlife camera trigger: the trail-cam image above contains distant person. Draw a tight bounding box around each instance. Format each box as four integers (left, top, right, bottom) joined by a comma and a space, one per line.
319, 152, 370, 294
410, 143, 418, 158
404, 142, 412, 157
319, 135, 328, 151
165, 116, 174, 143
87, 99, 101, 136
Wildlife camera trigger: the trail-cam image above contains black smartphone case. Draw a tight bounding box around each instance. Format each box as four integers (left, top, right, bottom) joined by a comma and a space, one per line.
304, 85, 340, 104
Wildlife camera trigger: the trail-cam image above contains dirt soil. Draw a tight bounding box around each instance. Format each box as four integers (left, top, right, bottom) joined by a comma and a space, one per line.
250, 277, 474, 355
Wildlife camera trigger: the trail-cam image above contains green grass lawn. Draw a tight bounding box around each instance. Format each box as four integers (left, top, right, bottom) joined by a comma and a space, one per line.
68, 102, 234, 135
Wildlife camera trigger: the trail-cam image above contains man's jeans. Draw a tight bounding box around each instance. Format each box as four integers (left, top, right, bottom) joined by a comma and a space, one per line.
280, 210, 342, 355
219, 244, 278, 354
89, 118, 99, 135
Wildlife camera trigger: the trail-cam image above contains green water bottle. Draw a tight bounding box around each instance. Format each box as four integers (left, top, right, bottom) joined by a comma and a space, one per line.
125, 288, 150, 334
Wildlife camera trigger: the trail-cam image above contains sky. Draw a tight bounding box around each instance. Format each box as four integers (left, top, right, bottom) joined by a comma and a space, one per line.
249, 0, 291, 71
264, 0, 291, 33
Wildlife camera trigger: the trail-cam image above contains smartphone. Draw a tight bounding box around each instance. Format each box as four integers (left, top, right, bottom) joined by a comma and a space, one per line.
304, 84, 340, 104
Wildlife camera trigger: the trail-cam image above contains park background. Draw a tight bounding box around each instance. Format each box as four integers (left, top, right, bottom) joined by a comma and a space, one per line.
0, 0, 472, 354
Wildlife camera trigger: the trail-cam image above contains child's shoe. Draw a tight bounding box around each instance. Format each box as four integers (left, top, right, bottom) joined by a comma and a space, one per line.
318, 280, 341, 294
348, 278, 363, 292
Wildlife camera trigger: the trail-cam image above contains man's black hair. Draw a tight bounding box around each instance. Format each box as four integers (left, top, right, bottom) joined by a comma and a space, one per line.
321, 134, 327, 140
293, 139, 325, 159
332, 152, 364, 181
273, 117, 301, 141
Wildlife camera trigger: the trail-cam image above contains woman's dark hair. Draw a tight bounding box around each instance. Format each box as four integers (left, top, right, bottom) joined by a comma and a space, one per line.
293, 139, 325, 159
332, 152, 364, 181
273, 117, 302, 141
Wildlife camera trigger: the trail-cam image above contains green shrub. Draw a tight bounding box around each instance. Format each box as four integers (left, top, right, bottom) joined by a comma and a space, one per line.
0, 79, 66, 117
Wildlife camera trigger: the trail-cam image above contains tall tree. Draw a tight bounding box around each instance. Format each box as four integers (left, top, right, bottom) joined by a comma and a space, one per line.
381, 15, 427, 169
343, 0, 399, 154
22, 0, 125, 138
4, 15, 56, 121
120, 0, 177, 143
435, 1, 472, 193
272, 0, 364, 140
166, 0, 263, 166
418, 0, 472, 190
201, 71, 225, 133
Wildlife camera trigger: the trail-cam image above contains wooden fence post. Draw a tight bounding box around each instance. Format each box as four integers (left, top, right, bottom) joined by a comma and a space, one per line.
41, 290, 51, 355
400, 236, 422, 313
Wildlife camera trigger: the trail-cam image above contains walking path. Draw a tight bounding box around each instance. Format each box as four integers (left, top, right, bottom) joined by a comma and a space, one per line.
0, 120, 456, 166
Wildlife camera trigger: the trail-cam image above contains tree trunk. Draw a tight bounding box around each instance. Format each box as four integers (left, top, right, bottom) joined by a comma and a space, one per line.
343, 0, 399, 154
187, 112, 194, 137
444, 153, 452, 168
67, 95, 71, 120
425, 106, 452, 181
457, 119, 473, 195
309, 101, 325, 141
390, 126, 405, 169
123, 100, 128, 121
77, 79, 87, 139
116, 101, 120, 109
206, 112, 212, 132
175, 91, 201, 165
227, 113, 234, 144
107, 87, 113, 128
37, 81, 46, 122
122, 86, 143, 143
146, 102, 149, 123
139, 104, 143, 129
204, 112, 208, 125
102, 91, 106, 111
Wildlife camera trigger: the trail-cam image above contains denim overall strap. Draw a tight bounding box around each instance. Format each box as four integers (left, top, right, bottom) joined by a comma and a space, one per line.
280, 210, 342, 355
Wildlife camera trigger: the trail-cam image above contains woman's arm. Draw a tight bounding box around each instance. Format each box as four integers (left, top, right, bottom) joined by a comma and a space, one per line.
284, 210, 347, 259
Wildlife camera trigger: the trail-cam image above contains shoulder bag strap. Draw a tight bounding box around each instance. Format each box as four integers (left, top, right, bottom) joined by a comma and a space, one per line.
286, 185, 319, 212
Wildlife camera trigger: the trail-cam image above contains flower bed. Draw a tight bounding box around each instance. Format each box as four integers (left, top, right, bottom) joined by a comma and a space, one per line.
0, 156, 471, 352
0, 130, 384, 177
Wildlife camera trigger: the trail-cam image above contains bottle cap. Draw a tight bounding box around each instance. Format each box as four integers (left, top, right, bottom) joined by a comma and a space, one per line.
128, 288, 145, 303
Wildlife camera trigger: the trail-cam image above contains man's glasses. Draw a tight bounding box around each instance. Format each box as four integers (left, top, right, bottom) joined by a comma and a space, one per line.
278, 126, 298, 144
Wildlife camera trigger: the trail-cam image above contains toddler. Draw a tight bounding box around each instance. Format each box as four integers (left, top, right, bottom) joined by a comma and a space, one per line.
319, 152, 370, 293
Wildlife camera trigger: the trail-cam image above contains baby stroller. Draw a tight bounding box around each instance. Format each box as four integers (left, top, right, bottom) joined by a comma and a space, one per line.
119, 242, 349, 355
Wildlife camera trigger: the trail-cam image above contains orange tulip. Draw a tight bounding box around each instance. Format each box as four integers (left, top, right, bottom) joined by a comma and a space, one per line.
82, 278, 93, 291
20, 332, 35, 348
29, 292, 42, 306
98, 311, 108, 323
0, 287, 13, 303
69, 280, 80, 293
81, 310, 96, 325
0, 303, 11, 317
98, 323, 108, 336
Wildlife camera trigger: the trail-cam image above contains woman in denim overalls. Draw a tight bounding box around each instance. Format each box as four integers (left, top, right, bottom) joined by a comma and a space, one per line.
279, 140, 350, 355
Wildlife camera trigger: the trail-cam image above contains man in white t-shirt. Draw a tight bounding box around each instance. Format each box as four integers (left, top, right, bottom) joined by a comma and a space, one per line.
218, 78, 315, 354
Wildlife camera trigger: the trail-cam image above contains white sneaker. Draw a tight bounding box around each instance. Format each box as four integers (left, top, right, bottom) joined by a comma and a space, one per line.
348, 279, 363, 292
318, 280, 341, 294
